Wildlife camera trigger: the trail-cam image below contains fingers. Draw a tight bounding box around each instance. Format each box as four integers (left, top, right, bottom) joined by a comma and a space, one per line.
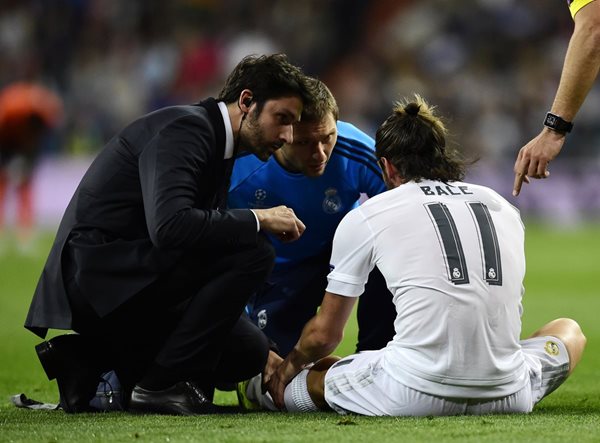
512, 172, 525, 197
513, 153, 530, 196
266, 374, 286, 409
268, 206, 305, 242
527, 157, 551, 180
513, 169, 537, 197
279, 216, 305, 242
296, 217, 306, 235
513, 150, 549, 196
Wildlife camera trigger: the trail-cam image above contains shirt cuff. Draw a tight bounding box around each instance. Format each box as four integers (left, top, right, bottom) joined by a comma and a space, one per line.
249, 209, 260, 232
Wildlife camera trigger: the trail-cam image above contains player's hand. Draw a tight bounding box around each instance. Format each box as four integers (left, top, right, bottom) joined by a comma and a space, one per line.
266, 359, 303, 410
253, 206, 306, 242
261, 350, 283, 394
513, 129, 566, 196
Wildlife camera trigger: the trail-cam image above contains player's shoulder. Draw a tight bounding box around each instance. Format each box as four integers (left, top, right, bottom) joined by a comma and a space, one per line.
455, 181, 521, 216
461, 181, 506, 200
230, 152, 270, 188
336, 120, 375, 152
332, 120, 379, 174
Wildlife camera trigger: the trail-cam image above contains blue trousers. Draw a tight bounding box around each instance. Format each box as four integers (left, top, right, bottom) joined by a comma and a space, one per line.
246, 249, 396, 356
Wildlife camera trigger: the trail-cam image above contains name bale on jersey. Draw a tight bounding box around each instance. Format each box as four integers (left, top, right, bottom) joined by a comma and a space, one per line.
420, 185, 473, 196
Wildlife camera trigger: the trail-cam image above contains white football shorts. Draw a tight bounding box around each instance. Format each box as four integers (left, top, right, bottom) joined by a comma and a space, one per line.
323, 336, 569, 416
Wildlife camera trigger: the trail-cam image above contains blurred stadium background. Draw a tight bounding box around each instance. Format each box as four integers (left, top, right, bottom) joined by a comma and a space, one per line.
1, 4, 599, 438
1, 0, 599, 236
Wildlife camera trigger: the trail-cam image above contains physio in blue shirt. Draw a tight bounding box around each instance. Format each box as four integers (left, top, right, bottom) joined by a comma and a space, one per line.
229, 78, 395, 356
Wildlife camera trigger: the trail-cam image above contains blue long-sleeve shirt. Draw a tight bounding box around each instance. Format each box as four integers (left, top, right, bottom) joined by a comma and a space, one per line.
229, 120, 386, 270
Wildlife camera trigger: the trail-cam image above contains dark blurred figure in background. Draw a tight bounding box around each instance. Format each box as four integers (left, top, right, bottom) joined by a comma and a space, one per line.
513, 0, 600, 196
0, 82, 63, 252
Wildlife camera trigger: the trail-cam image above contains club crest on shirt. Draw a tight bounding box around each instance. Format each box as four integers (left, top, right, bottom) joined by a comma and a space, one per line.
257, 309, 268, 329
544, 340, 560, 356
322, 188, 342, 214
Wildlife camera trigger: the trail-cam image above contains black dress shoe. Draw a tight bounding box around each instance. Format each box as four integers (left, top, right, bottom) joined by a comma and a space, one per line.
129, 381, 228, 415
35, 334, 103, 413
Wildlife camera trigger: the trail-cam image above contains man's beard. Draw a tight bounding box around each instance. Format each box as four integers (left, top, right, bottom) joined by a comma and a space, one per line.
239, 111, 282, 162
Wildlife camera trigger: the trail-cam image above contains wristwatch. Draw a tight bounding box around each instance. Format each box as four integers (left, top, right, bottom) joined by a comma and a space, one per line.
543, 112, 573, 134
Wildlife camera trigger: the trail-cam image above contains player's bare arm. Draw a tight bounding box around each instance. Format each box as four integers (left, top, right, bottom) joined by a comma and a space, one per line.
267, 292, 356, 409
513, 0, 600, 196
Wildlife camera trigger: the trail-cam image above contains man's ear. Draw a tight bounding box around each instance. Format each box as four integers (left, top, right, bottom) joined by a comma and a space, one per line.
239, 89, 253, 114
380, 157, 403, 187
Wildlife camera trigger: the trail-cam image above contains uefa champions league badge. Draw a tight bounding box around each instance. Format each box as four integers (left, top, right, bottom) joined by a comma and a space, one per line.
544, 340, 560, 356
251, 188, 269, 208
254, 188, 267, 201
322, 188, 342, 214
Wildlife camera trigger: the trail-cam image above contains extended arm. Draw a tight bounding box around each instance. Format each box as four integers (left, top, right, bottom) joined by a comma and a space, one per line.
139, 116, 304, 249
266, 292, 357, 409
513, 1, 600, 196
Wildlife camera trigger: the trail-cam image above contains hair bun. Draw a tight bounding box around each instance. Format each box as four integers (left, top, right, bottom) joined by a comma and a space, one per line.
404, 103, 420, 116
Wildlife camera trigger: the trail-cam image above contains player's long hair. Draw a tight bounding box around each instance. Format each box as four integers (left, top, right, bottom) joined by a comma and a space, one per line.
217, 54, 309, 114
375, 94, 467, 183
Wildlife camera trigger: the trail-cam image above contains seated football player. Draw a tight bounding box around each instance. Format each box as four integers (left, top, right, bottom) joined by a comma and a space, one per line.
241, 95, 587, 416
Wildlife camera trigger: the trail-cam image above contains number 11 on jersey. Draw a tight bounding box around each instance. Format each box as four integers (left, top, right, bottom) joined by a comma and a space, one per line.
425, 202, 502, 286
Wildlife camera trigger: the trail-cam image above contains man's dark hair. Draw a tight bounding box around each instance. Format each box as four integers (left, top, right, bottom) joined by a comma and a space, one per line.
218, 54, 308, 113
375, 95, 466, 183
301, 77, 339, 123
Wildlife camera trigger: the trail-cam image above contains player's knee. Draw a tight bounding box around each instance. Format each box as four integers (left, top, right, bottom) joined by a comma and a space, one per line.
306, 356, 340, 410
565, 318, 586, 352
551, 317, 586, 346
543, 318, 587, 373
312, 355, 341, 372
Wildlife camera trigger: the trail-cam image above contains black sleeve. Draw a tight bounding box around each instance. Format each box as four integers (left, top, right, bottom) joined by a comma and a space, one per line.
138, 115, 258, 250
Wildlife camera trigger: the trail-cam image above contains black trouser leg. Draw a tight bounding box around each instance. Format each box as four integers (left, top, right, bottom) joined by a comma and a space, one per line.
247, 248, 331, 356
355, 267, 396, 352
151, 236, 274, 380
67, 235, 274, 392
214, 313, 270, 383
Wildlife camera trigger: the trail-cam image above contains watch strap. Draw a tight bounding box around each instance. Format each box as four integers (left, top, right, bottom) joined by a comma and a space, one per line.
543, 112, 573, 134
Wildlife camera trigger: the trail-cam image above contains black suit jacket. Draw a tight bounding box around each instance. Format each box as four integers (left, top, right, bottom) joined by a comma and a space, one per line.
25, 98, 258, 338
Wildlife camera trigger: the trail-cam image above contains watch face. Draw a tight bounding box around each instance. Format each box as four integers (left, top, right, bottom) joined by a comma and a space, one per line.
544, 112, 572, 133
546, 114, 558, 126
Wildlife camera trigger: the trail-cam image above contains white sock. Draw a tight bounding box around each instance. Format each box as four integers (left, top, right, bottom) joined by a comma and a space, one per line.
245, 374, 278, 411
283, 368, 319, 412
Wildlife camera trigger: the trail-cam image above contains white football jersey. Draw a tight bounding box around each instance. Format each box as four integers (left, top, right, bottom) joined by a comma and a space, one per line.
327, 180, 529, 398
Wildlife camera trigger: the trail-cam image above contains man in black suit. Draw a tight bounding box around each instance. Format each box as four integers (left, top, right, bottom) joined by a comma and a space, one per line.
25, 54, 310, 415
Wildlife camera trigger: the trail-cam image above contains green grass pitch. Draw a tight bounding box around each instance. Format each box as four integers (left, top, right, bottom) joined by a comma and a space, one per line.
0, 222, 599, 442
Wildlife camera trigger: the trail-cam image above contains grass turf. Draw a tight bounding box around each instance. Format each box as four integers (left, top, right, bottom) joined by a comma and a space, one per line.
0, 222, 599, 442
